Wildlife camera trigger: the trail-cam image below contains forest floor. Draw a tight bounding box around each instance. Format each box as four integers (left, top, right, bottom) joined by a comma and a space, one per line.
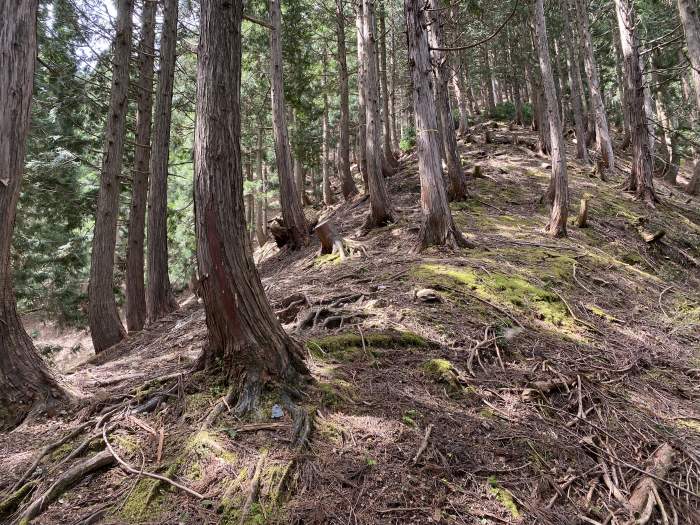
2, 124, 700, 525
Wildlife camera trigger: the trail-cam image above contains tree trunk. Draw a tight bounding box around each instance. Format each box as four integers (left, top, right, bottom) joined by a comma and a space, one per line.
335, 0, 359, 200
534, 0, 569, 237
246, 156, 255, 239
147, 0, 179, 323
390, 22, 401, 152
255, 127, 268, 246
613, 27, 631, 149
483, 45, 496, 115
575, 0, 615, 170
652, 50, 673, 180
562, 0, 590, 164
615, 0, 656, 205
194, 0, 308, 414
322, 53, 335, 206
0, 0, 66, 428
677, 0, 700, 195
427, 0, 468, 201
451, 61, 470, 132
126, 0, 156, 332
379, 9, 397, 168
355, 7, 369, 191
89, 0, 132, 352
360, 0, 394, 228
269, 0, 308, 247
404, 0, 470, 250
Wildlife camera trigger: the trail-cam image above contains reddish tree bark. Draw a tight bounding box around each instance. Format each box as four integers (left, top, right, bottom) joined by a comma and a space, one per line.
126, 0, 156, 332
1, 0, 66, 427
88, 0, 132, 352
194, 0, 308, 413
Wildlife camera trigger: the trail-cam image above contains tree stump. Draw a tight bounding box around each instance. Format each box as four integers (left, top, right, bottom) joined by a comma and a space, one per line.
576, 197, 589, 228
315, 220, 347, 259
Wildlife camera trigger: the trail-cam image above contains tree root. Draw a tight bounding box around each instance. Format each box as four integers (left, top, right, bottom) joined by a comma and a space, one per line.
10, 421, 91, 493
237, 452, 266, 525
18, 450, 115, 525
102, 424, 204, 499
626, 444, 675, 524
0, 481, 37, 518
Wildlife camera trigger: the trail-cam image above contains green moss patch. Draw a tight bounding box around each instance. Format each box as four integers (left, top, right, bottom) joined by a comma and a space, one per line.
487, 476, 521, 518
318, 380, 356, 408
422, 359, 462, 391
307, 330, 429, 362
414, 264, 573, 329
314, 253, 342, 267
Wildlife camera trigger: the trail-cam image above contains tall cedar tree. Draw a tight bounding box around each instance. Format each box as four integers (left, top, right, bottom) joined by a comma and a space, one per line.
361, 0, 394, 228
194, 0, 309, 415
534, 0, 569, 236
404, 0, 471, 250
615, 0, 656, 205
88, 0, 132, 352
126, 0, 156, 332
0, 0, 66, 428
147, 0, 180, 322
427, 0, 468, 201
575, 0, 615, 172
336, 0, 359, 200
677, 0, 700, 194
269, 0, 309, 248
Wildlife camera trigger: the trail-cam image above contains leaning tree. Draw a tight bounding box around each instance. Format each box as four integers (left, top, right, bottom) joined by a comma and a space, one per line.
0, 0, 66, 428
194, 0, 310, 437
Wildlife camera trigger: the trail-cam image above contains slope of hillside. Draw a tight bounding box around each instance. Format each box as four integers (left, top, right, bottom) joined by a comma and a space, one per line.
2, 126, 699, 525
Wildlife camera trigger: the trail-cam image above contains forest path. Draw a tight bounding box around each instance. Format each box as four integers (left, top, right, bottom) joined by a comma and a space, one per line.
2, 124, 699, 524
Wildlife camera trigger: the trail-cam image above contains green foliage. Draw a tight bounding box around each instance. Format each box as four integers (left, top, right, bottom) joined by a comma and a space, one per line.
400, 127, 417, 152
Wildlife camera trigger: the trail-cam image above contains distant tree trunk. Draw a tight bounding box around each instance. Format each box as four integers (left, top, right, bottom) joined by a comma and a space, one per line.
483, 45, 496, 115
147, 0, 179, 323
390, 23, 401, 152
335, 0, 359, 200
0, 0, 66, 428
427, 0, 468, 201
194, 0, 308, 414
613, 27, 631, 149
677, 0, 700, 195
534, 0, 569, 237
404, 0, 470, 250
355, 7, 369, 191
361, 0, 394, 228
255, 127, 268, 246
562, 0, 590, 164
451, 62, 470, 132
507, 33, 524, 126
89, 0, 132, 352
322, 53, 335, 206
126, 0, 156, 332
575, 0, 615, 171
652, 51, 673, 180
615, 0, 656, 205
246, 156, 255, 239
379, 9, 397, 168
270, 0, 308, 247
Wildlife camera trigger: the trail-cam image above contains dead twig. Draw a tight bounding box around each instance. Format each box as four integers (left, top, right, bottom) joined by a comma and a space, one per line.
102, 425, 204, 499
412, 424, 434, 465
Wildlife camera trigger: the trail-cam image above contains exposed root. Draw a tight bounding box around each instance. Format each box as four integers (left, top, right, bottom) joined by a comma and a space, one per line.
626, 444, 675, 524
237, 452, 266, 525
10, 421, 90, 493
0, 481, 37, 518
102, 424, 204, 499
18, 449, 115, 525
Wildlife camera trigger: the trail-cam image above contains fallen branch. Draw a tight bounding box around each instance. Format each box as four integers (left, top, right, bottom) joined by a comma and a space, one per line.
627, 444, 675, 524
412, 424, 434, 465
102, 425, 204, 499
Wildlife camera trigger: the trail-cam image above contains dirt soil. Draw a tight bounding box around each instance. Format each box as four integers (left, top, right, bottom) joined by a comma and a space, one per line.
2, 126, 699, 525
